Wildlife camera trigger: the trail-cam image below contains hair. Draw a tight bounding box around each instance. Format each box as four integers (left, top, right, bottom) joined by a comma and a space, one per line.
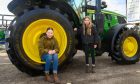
82, 16, 93, 35
46, 27, 53, 32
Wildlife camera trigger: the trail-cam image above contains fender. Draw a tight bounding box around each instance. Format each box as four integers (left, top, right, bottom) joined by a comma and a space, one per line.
111, 24, 127, 51
102, 24, 127, 53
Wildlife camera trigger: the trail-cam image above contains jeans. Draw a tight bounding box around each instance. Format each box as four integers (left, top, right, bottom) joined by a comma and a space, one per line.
41, 54, 58, 74
83, 44, 95, 65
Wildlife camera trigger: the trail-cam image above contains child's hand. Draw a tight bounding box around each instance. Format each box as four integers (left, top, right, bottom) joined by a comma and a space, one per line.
48, 50, 53, 54
74, 28, 77, 31
94, 45, 97, 48
52, 50, 56, 54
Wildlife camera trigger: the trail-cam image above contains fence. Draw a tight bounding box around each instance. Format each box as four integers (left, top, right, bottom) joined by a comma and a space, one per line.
0, 14, 15, 44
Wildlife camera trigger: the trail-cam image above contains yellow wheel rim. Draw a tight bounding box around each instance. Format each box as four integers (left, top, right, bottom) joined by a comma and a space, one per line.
22, 19, 67, 64
122, 37, 138, 57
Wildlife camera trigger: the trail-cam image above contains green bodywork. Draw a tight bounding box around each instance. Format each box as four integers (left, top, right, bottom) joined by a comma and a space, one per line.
87, 9, 126, 32
0, 28, 5, 40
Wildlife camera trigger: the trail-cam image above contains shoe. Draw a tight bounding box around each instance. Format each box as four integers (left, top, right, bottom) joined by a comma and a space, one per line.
92, 64, 96, 68
45, 73, 54, 83
54, 73, 61, 84
91, 64, 96, 73
85, 64, 90, 73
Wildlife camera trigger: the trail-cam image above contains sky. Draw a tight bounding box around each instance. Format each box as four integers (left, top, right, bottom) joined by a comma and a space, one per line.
104, 0, 126, 15
0, 0, 12, 15
0, 0, 126, 15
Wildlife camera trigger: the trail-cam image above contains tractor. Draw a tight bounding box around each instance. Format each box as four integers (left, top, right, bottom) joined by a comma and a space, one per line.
6, 0, 140, 76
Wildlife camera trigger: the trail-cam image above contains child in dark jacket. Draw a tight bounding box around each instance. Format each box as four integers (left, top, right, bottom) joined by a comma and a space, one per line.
74, 16, 100, 73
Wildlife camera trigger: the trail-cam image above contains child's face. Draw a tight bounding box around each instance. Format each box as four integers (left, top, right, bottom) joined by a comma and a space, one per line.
84, 18, 90, 26
46, 30, 54, 38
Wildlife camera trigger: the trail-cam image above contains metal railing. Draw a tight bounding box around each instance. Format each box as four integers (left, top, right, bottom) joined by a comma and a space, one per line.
0, 14, 15, 44
0, 14, 15, 29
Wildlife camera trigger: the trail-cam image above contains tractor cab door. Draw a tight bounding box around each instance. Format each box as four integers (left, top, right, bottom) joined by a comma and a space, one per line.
104, 14, 112, 32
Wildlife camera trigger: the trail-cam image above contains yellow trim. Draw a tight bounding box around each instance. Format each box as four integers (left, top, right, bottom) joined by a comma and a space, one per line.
22, 19, 67, 64
123, 37, 138, 57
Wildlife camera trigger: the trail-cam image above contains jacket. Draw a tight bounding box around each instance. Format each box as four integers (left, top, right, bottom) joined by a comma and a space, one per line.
38, 35, 59, 56
78, 26, 100, 45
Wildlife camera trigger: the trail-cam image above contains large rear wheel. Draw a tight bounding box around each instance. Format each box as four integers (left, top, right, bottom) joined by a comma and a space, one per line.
6, 7, 75, 76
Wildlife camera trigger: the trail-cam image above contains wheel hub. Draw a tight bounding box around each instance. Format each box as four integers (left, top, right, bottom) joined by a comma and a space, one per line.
123, 37, 138, 57
22, 19, 67, 64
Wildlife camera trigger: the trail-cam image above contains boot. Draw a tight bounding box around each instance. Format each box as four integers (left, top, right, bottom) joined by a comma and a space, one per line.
45, 73, 54, 83
91, 64, 96, 73
54, 73, 61, 84
85, 65, 90, 73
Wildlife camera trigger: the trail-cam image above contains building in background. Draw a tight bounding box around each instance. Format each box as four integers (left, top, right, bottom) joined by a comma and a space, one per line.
127, 0, 140, 23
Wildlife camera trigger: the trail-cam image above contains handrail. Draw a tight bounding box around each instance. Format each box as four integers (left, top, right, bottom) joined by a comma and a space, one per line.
0, 14, 15, 29
0, 14, 15, 43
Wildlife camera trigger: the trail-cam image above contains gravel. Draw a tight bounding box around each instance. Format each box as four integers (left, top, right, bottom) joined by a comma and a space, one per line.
0, 49, 140, 84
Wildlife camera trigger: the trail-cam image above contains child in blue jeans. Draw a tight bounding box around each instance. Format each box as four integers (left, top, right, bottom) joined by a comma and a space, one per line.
38, 28, 60, 83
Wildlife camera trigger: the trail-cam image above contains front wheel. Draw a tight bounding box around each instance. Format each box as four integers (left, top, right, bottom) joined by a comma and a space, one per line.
111, 29, 140, 64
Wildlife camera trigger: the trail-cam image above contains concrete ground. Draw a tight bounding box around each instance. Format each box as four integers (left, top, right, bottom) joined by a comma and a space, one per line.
0, 45, 140, 84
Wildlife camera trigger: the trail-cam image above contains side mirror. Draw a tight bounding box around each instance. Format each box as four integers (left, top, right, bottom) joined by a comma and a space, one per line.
101, 1, 107, 9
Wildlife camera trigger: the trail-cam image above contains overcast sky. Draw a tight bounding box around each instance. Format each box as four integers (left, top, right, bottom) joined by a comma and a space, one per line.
0, 0, 126, 15
0, 0, 12, 15
104, 0, 126, 15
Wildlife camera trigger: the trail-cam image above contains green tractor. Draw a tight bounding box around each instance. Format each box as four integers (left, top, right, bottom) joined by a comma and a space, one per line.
6, 0, 140, 76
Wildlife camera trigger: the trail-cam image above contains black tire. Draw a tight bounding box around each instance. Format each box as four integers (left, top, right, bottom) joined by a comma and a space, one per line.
8, 0, 26, 15
112, 29, 140, 64
95, 50, 103, 56
6, 7, 75, 76
7, 0, 42, 16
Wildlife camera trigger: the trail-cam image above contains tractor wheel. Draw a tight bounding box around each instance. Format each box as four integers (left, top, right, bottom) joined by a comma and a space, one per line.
6, 7, 76, 76
112, 29, 140, 64
95, 50, 103, 56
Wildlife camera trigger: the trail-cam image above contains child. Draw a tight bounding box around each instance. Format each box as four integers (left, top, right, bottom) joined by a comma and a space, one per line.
38, 27, 60, 84
74, 16, 99, 73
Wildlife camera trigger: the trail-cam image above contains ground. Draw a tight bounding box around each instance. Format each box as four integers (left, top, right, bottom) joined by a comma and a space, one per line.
0, 45, 140, 84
